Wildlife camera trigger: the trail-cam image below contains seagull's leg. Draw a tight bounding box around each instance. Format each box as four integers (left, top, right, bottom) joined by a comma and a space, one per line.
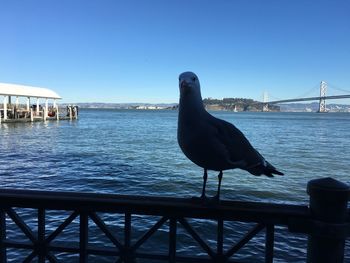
213, 171, 223, 200
200, 168, 208, 199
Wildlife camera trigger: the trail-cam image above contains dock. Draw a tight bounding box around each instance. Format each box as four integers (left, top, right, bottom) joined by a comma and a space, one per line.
0, 83, 78, 124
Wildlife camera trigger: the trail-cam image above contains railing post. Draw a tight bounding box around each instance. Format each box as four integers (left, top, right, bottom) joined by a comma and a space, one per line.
123, 212, 135, 263
169, 218, 177, 263
0, 209, 6, 263
80, 212, 88, 263
307, 177, 349, 263
215, 219, 227, 262
37, 208, 46, 263
217, 219, 224, 257
265, 224, 274, 263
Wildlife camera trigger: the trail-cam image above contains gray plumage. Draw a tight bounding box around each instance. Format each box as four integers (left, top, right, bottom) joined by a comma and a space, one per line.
177, 71, 283, 200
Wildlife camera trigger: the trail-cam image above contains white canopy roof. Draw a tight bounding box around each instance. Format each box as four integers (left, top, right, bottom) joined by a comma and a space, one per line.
0, 83, 61, 99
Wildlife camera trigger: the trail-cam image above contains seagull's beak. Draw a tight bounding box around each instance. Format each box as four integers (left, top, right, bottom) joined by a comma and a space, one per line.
180, 80, 189, 95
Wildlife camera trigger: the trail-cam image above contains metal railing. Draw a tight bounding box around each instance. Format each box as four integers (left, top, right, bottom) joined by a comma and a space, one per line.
0, 177, 349, 262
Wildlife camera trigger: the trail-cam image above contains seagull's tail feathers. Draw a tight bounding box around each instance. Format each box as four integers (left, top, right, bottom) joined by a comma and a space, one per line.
246, 161, 284, 177
263, 162, 284, 177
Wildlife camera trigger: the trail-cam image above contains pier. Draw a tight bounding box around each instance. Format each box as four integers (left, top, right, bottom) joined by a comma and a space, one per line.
0, 177, 349, 262
0, 83, 78, 124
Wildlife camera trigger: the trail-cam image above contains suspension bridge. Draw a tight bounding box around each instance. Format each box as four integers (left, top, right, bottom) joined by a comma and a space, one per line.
262, 81, 350, 112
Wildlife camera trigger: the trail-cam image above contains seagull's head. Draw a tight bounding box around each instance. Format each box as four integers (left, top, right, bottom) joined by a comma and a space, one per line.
178, 72, 201, 99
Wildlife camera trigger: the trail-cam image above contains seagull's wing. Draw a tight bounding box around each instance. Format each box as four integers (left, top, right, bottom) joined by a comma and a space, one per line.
208, 115, 283, 177
208, 115, 258, 164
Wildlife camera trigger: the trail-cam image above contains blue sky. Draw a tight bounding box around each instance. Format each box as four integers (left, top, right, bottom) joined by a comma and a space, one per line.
1, 0, 349, 103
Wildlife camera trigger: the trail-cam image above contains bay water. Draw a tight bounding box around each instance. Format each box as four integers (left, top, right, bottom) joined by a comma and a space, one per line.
1, 109, 350, 262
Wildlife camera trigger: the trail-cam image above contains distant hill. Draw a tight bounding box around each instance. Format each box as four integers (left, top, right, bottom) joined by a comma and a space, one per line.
203, 98, 281, 112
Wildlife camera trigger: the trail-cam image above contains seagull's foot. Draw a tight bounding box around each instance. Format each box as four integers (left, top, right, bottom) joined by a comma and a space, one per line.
191, 194, 209, 204
210, 194, 221, 204
191, 194, 220, 205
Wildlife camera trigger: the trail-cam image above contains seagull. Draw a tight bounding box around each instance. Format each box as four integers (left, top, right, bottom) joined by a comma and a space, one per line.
177, 71, 283, 200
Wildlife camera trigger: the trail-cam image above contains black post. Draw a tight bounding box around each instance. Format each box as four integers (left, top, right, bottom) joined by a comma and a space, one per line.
79, 212, 88, 263
307, 177, 349, 263
0, 209, 6, 263
37, 208, 46, 263
169, 218, 177, 263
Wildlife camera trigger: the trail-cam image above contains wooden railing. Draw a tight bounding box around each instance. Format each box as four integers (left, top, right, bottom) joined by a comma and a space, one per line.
0, 177, 349, 262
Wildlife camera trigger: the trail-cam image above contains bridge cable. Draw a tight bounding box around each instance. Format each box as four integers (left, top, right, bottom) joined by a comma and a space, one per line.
268, 94, 283, 101
294, 83, 320, 99
268, 83, 319, 102
327, 82, 350, 95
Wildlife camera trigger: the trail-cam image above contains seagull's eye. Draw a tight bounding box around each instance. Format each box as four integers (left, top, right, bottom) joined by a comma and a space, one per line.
192, 77, 196, 82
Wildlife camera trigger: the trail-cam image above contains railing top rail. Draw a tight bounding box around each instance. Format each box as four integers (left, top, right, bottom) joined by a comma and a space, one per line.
0, 188, 309, 225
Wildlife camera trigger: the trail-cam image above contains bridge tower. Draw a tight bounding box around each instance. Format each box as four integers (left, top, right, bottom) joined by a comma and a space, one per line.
318, 81, 327, 113
262, 91, 269, 112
